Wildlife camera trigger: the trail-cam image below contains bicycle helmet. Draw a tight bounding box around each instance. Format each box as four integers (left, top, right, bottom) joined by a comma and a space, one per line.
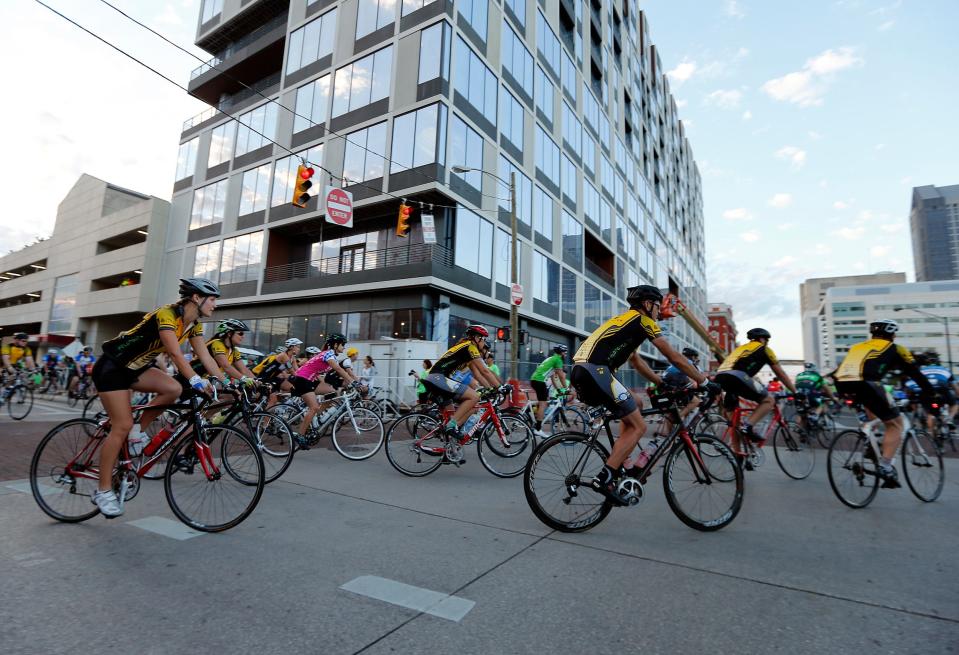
324, 333, 347, 348
275, 345, 286, 353
305, 346, 321, 355
869, 319, 898, 337
924, 351, 941, 365
216, 318, 250, 335
465, 325, 489, 338
746, 327, 771, 341
626, 285, 664, 308
913, 351, 929, 366
178, 277, 220, 298
14, 332, 28, 340
553, 344, 568, 354
346, 347, 359, 358
284, 338, 303, 348
681, 347, 699, 359
804, 362, 818, 371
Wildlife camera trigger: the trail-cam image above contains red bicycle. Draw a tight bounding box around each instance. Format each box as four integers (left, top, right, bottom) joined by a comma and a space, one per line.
384, 386, 535, 478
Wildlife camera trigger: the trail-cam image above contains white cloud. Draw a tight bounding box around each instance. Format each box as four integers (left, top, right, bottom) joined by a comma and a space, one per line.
724, 0, 745, 18
833, 200, 848, 209
704, 89, 742, 109
806, 47, 864, 75
808, 130, 823, 140
675, 98, 688, 109
740, 230, 761, 243
835, 226, 866, 240
878, 20, 895, 31
778, 223, 795, 231
762, 47, 864, 107
773, 255, 798, 268
154, 4, 183, 25
880, 223, 904, 233
775, 146, 807, 169
858, 209, 874, 222
814, 243, 832, 255
900, 176, 913, 186
819, 179, 829, 188
768, 193, 793, 208
742, 110, 752, 120
723, 208, 753, 221
874, 143, 885, 151
735, 47, 750, 59
667, 59, 698, 85
870, 245, 891, 257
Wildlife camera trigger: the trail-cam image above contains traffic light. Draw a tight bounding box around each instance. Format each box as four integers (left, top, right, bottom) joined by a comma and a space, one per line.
496, 326, 511, 342
396, 203, 412, 237
292, 164, 314, 208
519, 329, 529, 346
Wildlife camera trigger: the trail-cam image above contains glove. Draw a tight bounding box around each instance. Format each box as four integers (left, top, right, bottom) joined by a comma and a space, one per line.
189, 374, 209, 393
703, 381, 722, 396
240, 376, 255, 388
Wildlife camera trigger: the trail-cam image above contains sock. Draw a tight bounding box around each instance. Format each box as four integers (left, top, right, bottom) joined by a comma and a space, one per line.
446, 419, 458, 430
880, 457, 893, 468
535, 421, 542, 430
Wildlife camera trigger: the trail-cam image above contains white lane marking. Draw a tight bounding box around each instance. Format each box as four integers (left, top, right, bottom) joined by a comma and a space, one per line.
4, 480, 64, 497
127, 516, 204, 540
13, 551, 55, 568
340, 575, 475, 622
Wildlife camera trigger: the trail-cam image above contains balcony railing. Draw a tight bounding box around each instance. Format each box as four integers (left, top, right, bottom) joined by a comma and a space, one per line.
584, 259, 615, 287
182, 106, 219, 132
190, 14, 287, 80
264, 243, 453, 284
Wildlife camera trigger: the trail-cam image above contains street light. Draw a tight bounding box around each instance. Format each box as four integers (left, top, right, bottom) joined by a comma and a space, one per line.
893, 306, 954, 374
451, 166, 519, 379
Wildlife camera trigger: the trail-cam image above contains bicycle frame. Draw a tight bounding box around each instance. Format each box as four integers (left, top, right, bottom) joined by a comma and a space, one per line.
411, 394, 512, 453
723, 400, 788, 450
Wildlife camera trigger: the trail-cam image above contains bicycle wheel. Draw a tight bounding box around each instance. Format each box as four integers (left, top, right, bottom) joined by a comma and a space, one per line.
29, 418, 103, 522
83, 394, 106, 421
773, 421, 815, 480
164, 425, 264, 532
817, 413, 836, 448
901, 430, 944, 502
698, 417, 732, 455
477, 415, 536, 478
523, 432, 612, 532
332, 407, 384, 460
377, 399, 401, 423
7, 384, 33, 420
827, 430, 878, 508
355, 398, 381, 416
500, 406, 533, 428
384, 413, 445, 476
248, 411, 295, 482
548, 406, 588, 434
662, 434, 743, 531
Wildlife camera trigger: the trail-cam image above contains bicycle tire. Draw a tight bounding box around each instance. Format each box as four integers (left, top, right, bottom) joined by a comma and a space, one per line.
384, 413, 445, 476
377, 399, 401, 423
523, 432, 612, 532
548, 406, 588, 434
83, 394, 106, 421
332, 407, 384, 460
773, 421, 815, 480
827, 430, 878, 508
500, 406, 533, 428
30, 418, 104, 522
901, 430, 944, 502
7, 385, 34, 420
662, 434, 743, 531
816, 413, 836, 448
164, 425, 264, 532
477, 415, 536, 478
248, 411, 295, 482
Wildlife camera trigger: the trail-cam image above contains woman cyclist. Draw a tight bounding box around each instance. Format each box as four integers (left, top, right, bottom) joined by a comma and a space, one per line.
190, 318, 256, 384
253, 338, 302, 406
288, 334, 359, 442
90, 278, 221, 518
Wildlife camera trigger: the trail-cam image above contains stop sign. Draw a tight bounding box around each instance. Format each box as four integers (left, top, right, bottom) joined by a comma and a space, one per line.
325, 187, 353, 228
510, 283, 524, 306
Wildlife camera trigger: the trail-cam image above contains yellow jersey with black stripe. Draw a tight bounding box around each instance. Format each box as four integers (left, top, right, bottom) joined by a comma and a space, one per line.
1, 344, 32, 367
190, 337, 240, 377
573, 309, 662, 371
431, 340, 483, 377
835, 339, 915, 382
717, 341, 779, 377
101, 303, 203, 370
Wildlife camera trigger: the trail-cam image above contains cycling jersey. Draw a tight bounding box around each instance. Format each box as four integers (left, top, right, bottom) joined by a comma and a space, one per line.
430, 341, 483, 377
75, 353, 96, 375
190, 337, 239, 377
573, 309, 662, 371
834, 339, 917, 383
101, 303, 203, 370
295, 349, 337, 382
531, 354, 564, 382
795, 370, 826, 391
1, 344, 32, 367
904, 365, 957, 399
662, 359, 699, 388
717, 341, 778, 378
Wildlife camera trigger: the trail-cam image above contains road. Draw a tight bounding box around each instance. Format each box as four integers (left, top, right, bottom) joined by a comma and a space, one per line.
1, 409, 956, 654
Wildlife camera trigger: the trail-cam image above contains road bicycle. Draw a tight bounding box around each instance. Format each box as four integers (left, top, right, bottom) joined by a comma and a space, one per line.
523, 386, 742, 532
83, 390, 155, 421
271, 388, 384, 460
67, 374, 96, 407
790, 394, 837, 448
384, 385, 535, 478
502, 388, 589, 436
1, 370, 34, 420
910, 400, 957, 453
355, 385, 402, 423
827, 410, 944, 508
29, 389, 265, 531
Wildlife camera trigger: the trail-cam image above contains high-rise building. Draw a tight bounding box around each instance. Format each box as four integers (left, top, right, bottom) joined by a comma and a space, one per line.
799, 272, 906, 369
163, 0, 708, 386
707, 303, 736, 365
911, 184, 959, 282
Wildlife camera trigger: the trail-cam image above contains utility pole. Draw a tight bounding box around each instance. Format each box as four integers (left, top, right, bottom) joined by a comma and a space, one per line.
509, 170, 518, 381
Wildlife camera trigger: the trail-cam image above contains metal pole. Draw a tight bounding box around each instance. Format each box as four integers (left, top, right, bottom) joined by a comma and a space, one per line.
944, 315, 953, 375
509, 171, 519, 381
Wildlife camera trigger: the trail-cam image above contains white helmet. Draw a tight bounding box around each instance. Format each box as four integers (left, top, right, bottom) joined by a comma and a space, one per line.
285, 338, 303, 348
305, 346, 321, 355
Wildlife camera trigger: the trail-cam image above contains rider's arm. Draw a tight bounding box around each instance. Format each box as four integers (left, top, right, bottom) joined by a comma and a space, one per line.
650, 337, 707, 385
214, 353, 246, 380
326, 359, 353, 381
189, 335, 223, 381
1, 353, 11, 372
628, 351, 663, 385
25, 355, 36, 370
158, 330, 201, 380
770, 363, 797, 394
554, 369, 568, 390
468, 359, 500, 388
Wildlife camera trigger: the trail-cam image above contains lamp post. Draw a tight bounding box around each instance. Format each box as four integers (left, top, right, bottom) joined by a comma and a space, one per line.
893, 306, 954, 374
451, 166, 518, 379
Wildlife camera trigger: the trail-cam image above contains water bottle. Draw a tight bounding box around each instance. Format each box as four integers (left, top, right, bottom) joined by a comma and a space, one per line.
634, 437, 662, 470
462, 413, 480, 436
143, 423, 174, 457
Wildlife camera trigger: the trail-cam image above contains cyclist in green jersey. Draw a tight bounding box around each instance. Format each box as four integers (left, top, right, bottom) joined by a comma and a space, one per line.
530, 345, 569, 436
484, 352, 500, 380
794, 363, 837, 429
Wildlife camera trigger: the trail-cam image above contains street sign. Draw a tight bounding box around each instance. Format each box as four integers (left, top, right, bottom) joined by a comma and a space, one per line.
421, 212, 436, 244
325, 187, 353, 227
510, 283, 524, 306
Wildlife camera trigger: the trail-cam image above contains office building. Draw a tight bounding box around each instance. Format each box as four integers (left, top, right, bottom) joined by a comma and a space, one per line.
911, 184, 959, 282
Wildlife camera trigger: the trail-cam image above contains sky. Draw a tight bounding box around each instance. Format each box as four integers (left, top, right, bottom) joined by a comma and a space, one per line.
2, 0, 958, 358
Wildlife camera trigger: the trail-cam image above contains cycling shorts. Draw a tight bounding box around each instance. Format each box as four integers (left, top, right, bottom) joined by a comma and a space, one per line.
570, 363, 637, 419
422, 373, 468, 403
930, 388, 958, 407
325, 371, 345, 390
715, 370, 767, 411
530, 380, 550, 402
290, 375, 318, 397
836, 381, 899, 422
91, 356, 153, 393
797, 388, 822, 408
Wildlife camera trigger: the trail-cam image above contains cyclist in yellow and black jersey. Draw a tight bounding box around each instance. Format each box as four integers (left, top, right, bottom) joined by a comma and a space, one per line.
252, 338, 302, 407
832, 319, 935, 488
571, 285, 712, 506
187, 318, 255, 385
2, 332, 35, 374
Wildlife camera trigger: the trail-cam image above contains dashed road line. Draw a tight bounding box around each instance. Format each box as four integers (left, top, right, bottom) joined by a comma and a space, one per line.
341, 576, 475, 622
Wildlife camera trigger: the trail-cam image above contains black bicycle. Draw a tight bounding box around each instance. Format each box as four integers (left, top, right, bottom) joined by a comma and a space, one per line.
1, 370, 34, 420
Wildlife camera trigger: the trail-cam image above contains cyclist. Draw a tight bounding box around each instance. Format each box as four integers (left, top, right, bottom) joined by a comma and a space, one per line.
656, 347, 703, 420
190, 318, 256, 384
794, 362, 837, 429
530, 345, 570, 437
42, 348, 62, 392
904, 350, 958, 431
571, 285, 710, 505
715, 328, 797, 455
289, 333, 360, 441
90, 277, 221, 518
833, 319, 936, 488
2, 332, 36, 375
253, 338, 302, 389
325, 346, 359, 392
484, 351, 500, 380
67, 346, 96, 397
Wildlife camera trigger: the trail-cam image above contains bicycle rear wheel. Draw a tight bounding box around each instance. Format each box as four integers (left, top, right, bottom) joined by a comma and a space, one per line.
477, 415, 536, 478
7, 384, 33, 420
816, 413, 836, 448
773, 421, 815, 480
30, 418, 103, 522
901, 430, 944, 502
249, 411, 295, 482
662, 434, 743, 531
523, 432, 612, 532
164, 425, 264, 532
332, 408, 384, 460
385, 413, 445, 476
83, 394, 106, 421
827, 430, 878, 508
548, 406, 588, 434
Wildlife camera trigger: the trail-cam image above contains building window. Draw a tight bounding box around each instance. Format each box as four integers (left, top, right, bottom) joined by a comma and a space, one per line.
498, 155, 532, 226
448, 113, 483, 190
535, 125, 559, 181
584, 281, 601, 330
601, 155, 614, 196
455, 206, 493, 277
286, 9, 337, 75
293, 74, 331, 133
504, 0, 525, 26
561, 267, 576, 318
391, 102, 445, 173
220, 232, 264, 285
582, 83, 599, 132
190, 179, 227, 229
534, 65, 554, 123
533, 185, 553, 240
193, 241, 221, 281
561, 154, 577, 205
418, 21, 451, 84
200, 0, 222, 23
561, 50, 577, 102
582, 128, 595, 174
271, 145, 323, 206
562, 102, 581, 152
239, 164, 271, 216
458, 0, 488, 41
48, 273, 78, 334
599, 197, 611, 241
402, 0, 437, 16
533, 250, 559, 305
498, 86, 525, 149
501, 21, 533, 90
536, 10, 560, 75
583, 180, 599, 226
454, 37, 497, 124
357, 0, 396, 38
332, 46, 393, 117
495, 226, 521, 286
561, 210, 582, 264
235, 103, 278, 156
175, 137, 198, 181
344, 122, 388, 183
207, 122, 235, 168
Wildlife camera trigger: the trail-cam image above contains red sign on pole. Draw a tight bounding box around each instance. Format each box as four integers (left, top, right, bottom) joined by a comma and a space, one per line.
510, 283, 524, 306
325, 187, 354, 228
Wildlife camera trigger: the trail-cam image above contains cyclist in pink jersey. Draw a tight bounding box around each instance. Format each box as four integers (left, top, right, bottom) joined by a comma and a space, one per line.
290, 333, 361, 439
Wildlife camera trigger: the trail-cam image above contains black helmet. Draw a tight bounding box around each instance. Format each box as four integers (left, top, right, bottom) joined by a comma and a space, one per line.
869, 319, 898, 337
324, 332, 347, 348
924, 351, 940, 365
553, 344, 568, 354
804, 362, 818, 371
179, 277, 220, 298
681, 347, 698, 359
626, 285, 664, 308
14, 332, 28, 340
216, 318, 249, 335
746, 328, 771, 341
913, 351, 929, 366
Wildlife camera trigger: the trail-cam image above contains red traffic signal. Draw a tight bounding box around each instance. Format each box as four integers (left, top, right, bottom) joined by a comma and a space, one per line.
293, 164, 314, 208
496, 326, 510, 342
396, 203, 413, 237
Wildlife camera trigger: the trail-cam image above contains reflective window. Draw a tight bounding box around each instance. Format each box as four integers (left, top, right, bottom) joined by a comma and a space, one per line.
293, 74, 331, 133
239, 164, 271, 216
561, 50, 577, 102
220, 231, 264, 285
501, 21, 533, 90
562, 102, 580, 152
536, 10, 560, 75
236, 103, 278, 156
175, 137, 198, 181
533, 185, 553, 240
583, 181, 599, 226
584, 281, 601, 330
504, 0, 525, 26
561, 210, 582, 263
418, 21, 450, 84
498, 155, 532, 226
601, 155, 614, 196
344, 122, 388, 182
286, 9, 337, 75
402, 0, 437, 16
561, 154, 577, 205
356, 0, 396, 38
534, 65, 554, 123
535, 125, 559, 181
190, 179, 228, 229
332, 46, 393, 117
600, 197, 611, 241
499, 86, 525, 148
533, 250, 559, 305
458, 0, 488, 41
208, 122, 235, 168
392, 102, 445, 172
448, 113, 483, 190
455, 206, 493, 277
201, 0, 222, 23
582, 128, 595, 174
599, 112, 610, 150
561, 267, 576, 318
271, 145, 324, 206
454, 37, 497, 124
495, 226, 522, 286
582, 83, 599, 132
48, 274, 78, 334
193, 241, 221, 281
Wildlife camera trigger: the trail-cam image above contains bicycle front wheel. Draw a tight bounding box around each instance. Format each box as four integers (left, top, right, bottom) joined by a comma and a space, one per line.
7, 385, 34, 420
332, 408, 384, 460
164, 425, 264, 532
773, 421, 815, 480
384, 413, 445, 476
83, 394, 106, 421
249, 411, 295, 482
662, 434, 743, 531
30, 418, 103, 522
901, 430, 944, 502
548, 406, 588, 434
523, 432, 612, 532
477, 415, 536, 478
827, 430, 878, 508
817, 413, 837, 448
